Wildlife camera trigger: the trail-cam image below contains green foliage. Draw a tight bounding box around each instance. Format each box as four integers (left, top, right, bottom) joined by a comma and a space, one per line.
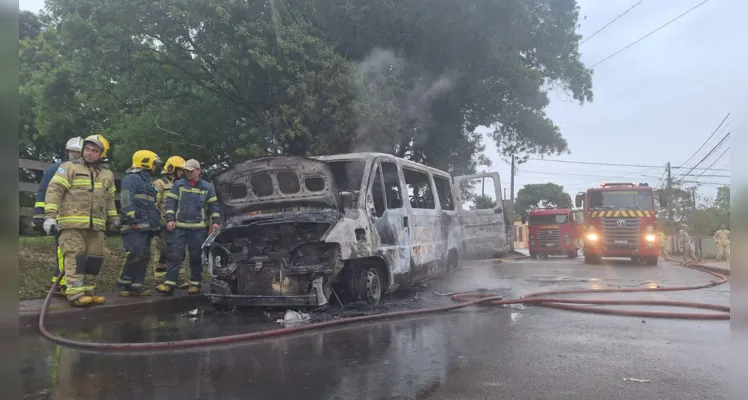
514, 183, 573, 217
470, 194, 497, 210
20, 0, 593, 175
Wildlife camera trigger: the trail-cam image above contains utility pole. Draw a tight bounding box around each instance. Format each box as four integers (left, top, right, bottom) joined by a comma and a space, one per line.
510, 155, 515, 205
666, 162, 673, 229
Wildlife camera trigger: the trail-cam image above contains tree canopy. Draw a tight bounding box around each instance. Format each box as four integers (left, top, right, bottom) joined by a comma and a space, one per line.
514, 182, 573, 217
20, 0, 593, 174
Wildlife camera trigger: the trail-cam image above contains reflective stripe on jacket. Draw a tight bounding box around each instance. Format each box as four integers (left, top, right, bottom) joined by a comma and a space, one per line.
34, 161, 63, 219
44, 160, 117, 231
120, 170, 160, 231
165, 178, 220, 229
153, 176, 174, 226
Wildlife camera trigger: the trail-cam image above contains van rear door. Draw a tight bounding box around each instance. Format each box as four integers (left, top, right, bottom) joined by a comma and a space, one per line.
454, 172, 507, 259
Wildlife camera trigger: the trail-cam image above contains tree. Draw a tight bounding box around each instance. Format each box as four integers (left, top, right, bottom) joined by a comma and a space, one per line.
470, 195, 497, 210
514, 183, 573, 218
26, 0, 593, 175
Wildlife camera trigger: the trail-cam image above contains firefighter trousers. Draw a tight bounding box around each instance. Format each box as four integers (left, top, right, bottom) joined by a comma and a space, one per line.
59, 229, 106, 302
152, 234, 186, 284
50, 230, 67, 287
716, 242, 730, 262
118, 231, 153, 289
165, 228, 207, 287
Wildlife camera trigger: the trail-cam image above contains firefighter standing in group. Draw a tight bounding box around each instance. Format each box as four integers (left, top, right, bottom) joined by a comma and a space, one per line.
714, 224, 730, 263
659, 230, 669, 260
43, 134, 120, 307
116, 150, 163, 297
152, 156, 189, 288
678, 223, 697, 263
35, 136, 84, 295
157, 159, 220, 296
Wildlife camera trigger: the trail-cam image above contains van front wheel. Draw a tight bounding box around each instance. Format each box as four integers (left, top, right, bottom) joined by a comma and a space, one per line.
352, 266, 383, 306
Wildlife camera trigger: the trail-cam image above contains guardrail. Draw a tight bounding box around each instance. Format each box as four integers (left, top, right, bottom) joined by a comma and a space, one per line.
18, 158, 123, 217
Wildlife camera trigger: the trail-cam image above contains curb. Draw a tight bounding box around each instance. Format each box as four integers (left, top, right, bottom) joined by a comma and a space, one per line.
19, 294, 208, 331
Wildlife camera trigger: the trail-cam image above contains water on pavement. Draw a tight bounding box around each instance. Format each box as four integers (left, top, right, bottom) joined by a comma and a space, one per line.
20, 258, 729, 400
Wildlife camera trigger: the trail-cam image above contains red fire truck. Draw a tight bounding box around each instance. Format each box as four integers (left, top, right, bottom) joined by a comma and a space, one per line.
522, 208, 580, 259
575, 182, 662, 265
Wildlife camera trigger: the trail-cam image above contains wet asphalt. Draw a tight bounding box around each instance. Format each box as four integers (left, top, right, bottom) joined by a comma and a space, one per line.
20, 257, 729, 399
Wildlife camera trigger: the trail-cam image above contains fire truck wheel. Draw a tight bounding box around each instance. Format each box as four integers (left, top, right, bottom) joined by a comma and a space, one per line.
529, 252, 538, 259
630, 256, 639, 263
540, 253, 549, 260
646, 257, 658, 266
567, 250, 577, 259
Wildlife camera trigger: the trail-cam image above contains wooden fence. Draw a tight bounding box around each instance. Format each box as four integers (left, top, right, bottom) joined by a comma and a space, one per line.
18, 158, 124, 217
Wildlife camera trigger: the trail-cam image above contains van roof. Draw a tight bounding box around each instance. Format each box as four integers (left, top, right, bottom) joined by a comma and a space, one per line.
314, 152, 452, 177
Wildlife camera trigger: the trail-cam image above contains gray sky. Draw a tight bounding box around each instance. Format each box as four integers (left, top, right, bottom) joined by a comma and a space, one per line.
20, 0, 737, 202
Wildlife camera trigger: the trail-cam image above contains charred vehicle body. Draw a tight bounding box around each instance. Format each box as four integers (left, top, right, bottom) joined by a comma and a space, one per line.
203, 153, 506, 308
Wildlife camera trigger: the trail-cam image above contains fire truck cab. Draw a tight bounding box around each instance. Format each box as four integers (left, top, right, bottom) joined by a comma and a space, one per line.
522, 208, 580, 259
576, 182, 661, 265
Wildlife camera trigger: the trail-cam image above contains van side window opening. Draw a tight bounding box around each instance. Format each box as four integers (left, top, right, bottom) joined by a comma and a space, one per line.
328, 160, 366, 192
381, 162, 403, 209
403, 168, 435, 209
433, 175, 455, 211
371, 166, 386, 217
458, 176, 497, 211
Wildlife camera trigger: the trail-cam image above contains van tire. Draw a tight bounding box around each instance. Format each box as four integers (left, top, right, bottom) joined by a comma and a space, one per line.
446, 250, 459, 273
352, 265, 383, 306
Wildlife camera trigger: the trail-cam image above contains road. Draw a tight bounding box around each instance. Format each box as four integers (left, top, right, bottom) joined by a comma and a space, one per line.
20, 257, 729, 399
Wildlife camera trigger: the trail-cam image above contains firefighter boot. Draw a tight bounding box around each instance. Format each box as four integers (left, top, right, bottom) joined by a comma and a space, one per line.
188, 284, 201, 295
70, 296, 94, 307
156, 283, 175, 296
130, 283, 152, 296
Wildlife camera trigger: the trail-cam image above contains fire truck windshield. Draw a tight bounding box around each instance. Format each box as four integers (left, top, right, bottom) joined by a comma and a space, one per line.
588, 189, 654, 211
529, 214, 568, 225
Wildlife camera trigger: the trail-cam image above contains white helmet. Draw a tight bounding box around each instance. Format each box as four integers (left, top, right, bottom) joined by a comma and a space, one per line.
65, 137, 84, 152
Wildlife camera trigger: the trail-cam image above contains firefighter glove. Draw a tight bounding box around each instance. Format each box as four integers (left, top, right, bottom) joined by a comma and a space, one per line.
108, 217, 121, 233
43, 218, 57, 235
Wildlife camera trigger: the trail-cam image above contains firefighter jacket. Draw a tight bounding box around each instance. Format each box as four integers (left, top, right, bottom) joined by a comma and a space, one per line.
119, 170, 160, 231
34, 161, 63, 222
44, 160, 118, 231
153, 175, 175, 226
714, 229, 730, 244
165, 178, 220, 229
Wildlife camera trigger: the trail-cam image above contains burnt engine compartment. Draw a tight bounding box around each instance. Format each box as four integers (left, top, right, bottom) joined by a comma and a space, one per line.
208, 215, 341, 297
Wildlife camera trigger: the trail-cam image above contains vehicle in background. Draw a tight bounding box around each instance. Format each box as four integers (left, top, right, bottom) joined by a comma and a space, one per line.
203, 153, 506, 309
575, 182, 662, 265
522, 208, 579, 259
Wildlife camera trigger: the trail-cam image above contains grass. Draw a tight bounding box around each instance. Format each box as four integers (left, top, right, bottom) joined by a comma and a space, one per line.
19, 234, 201, 301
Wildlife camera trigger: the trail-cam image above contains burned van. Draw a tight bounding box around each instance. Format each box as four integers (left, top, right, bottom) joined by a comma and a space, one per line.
203, 153, 506, 308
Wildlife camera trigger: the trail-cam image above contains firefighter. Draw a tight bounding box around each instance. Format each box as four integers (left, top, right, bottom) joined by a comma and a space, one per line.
714, 224, 730, 262
35, 136, 84, 295
678, 223, 696, 263
43, 134, 119, 307
116, 150, 163, 297
658, 231, 670, 260
152, 156, 189, 288
157, 159, 220, 296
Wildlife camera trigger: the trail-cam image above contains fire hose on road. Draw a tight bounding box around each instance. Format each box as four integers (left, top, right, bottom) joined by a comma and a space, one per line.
38, 262, 729, 351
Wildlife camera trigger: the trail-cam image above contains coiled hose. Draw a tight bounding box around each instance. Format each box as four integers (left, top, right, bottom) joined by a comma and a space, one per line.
39, 261, 729, 351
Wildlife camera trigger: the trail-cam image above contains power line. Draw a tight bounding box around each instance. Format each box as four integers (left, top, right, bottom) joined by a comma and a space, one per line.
676, 132, 730, 182
692, 146, 730, 181
590, 0, 712, 68
581, 1, 644, 45
677, 112, 730, 169
526, 157, 729, 172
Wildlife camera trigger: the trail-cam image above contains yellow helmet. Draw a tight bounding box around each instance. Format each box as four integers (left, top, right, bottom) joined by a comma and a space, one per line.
163, 156, 186, 174
131, 150, 162, 170
83, 134, 111, 159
